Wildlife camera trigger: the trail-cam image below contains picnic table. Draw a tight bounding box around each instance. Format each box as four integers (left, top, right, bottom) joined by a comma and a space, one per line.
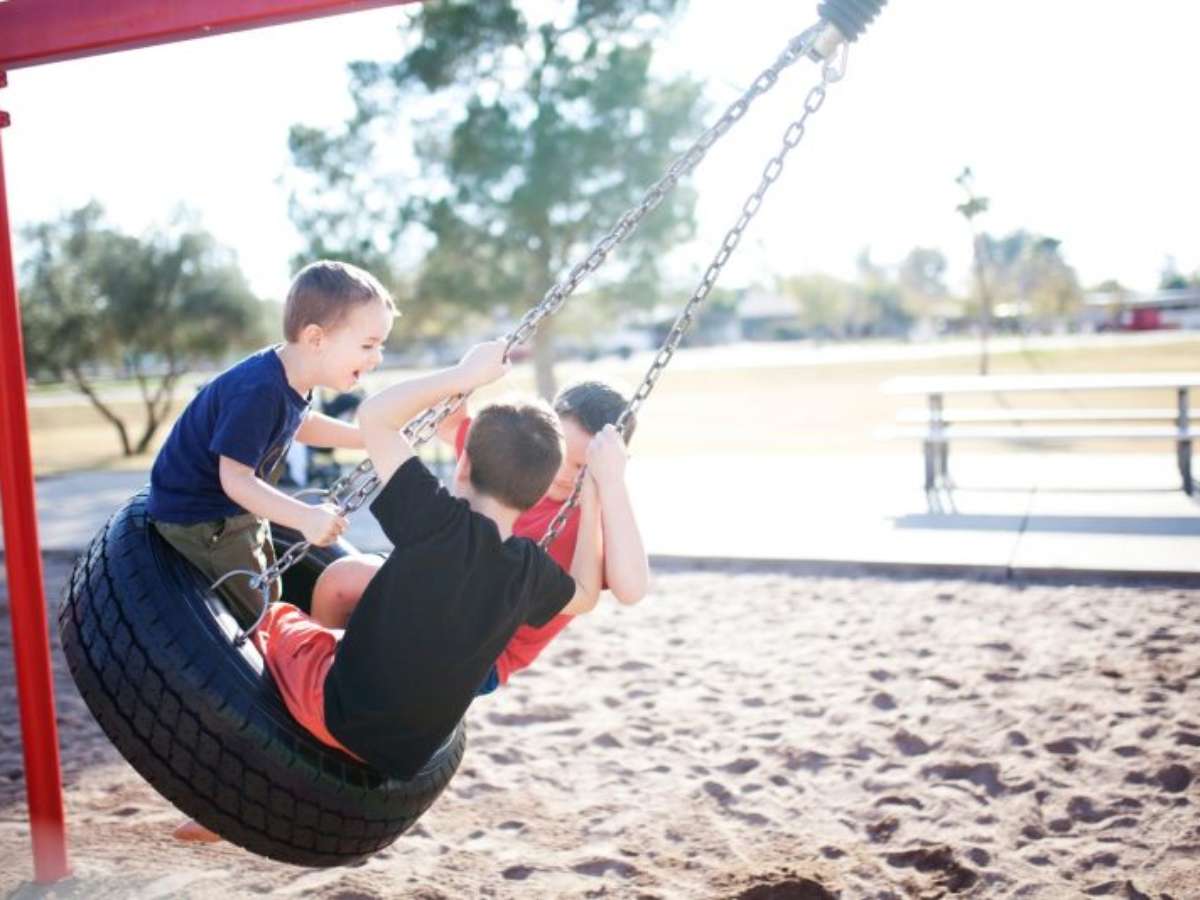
881, 372, 1200, 493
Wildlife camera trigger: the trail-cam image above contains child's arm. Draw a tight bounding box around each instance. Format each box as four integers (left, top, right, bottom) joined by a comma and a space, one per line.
219, 457, 347, 545
590, 425, 649, 605
295, 411, 364, 449
559, 473, 603, 616
357, 341, 510, 486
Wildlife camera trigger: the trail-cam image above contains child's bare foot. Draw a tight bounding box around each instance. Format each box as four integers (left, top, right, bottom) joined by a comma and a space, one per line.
172, 819, 222, 843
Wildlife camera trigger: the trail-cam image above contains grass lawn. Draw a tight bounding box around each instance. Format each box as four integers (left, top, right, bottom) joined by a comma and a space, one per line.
23, 334, 1200, 477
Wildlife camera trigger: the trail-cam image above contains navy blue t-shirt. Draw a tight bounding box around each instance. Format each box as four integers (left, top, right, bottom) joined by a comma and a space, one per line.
148, 347, 310, 524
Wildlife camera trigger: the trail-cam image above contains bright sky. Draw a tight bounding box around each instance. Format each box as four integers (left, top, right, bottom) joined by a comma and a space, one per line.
5, 1, 1199, 302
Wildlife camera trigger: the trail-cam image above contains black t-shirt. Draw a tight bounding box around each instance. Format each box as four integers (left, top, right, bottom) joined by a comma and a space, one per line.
323, 457, 576, 778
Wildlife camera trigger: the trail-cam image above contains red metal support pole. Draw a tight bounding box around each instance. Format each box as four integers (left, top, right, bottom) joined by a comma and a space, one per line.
0, 73, 71, 884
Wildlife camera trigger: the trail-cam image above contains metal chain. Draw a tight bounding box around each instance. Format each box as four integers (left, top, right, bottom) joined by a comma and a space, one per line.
226, 20, 846, 641
354, 20, 835, 469
538, 39, 850, 550
504, 21, 830, 356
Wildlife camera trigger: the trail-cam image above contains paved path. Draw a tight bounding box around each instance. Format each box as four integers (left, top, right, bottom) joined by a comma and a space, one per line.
6, 451, 1198, 581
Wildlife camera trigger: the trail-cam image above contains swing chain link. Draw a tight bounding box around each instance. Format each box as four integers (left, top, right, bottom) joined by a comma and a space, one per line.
227, 19, 849, 637
505, 21, 832, 359
537, 35, 849, 551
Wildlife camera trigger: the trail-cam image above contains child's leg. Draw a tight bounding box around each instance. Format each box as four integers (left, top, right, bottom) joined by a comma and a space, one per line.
171, 600, 350, 844
254, 602, 358, 757
311, 556, 383, 628
154, 514, 280, 625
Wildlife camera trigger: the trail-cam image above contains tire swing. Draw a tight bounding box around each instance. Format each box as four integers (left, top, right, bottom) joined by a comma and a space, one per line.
57, 0, 881, 869
58, 490, 465, 867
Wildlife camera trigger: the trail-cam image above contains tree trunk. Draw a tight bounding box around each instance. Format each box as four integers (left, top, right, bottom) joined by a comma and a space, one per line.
972, 234, 991, 377
134, 366, 181, 455
531, 223, 558, 402
532, 317, 558, 402
68, 366, 133, 456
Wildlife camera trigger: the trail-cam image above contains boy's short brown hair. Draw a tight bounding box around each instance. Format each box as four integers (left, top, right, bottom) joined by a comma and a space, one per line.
465, 400, 563, 511
554, 380, 636, 443
283, 260, 396, 342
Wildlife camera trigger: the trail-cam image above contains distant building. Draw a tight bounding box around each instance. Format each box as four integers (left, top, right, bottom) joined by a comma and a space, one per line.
1082, 287, 1200, 331
735, 290, 804, 341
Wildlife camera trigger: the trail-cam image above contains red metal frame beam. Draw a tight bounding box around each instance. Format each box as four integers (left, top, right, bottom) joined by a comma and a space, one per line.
0, 0, 419, 70
0, 0, 427, 884
0, 76, 70, 883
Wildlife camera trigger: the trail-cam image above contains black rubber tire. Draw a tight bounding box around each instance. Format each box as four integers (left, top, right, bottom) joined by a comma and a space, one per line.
57, 491, 464, 867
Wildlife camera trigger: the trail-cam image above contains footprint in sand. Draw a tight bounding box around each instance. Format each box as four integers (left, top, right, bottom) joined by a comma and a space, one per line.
1045, 737, 1093, 755
571, 858, 639, 878
502, 864, 537, 880
871, 692, 897, 711
719, 758, 759, 775
1155, 764, 1192, 792
884, 846, 978, 893
892, 729, 932, 756
921, 762, 1007, 798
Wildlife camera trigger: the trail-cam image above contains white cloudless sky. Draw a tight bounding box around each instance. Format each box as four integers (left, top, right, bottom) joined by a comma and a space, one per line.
4, 1, 1199, 301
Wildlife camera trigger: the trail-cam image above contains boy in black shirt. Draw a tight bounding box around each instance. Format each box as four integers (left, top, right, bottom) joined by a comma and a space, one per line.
253, 340, 604, 779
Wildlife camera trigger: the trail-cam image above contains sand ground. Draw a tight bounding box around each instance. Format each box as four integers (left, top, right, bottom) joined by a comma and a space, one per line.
2, 558, 1198, 899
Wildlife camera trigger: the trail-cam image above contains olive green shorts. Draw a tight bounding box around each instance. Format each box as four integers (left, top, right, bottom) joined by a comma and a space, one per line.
152, 513, 281, 625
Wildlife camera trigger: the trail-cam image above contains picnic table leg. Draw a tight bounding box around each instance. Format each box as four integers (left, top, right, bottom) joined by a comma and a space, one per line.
928, 393, 947, 489
1177, 387, 1193, 494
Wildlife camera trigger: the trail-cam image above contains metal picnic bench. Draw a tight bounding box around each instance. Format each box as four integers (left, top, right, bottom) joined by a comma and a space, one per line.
880, 372, 1200, 494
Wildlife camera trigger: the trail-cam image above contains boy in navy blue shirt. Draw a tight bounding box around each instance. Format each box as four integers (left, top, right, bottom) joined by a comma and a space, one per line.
148, 260, 396, 622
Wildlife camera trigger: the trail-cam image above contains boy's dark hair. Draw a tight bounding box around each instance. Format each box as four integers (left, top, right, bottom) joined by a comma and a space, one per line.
284, 260, 396, 342
465, 400, 564, 511
553, 381, 636, 443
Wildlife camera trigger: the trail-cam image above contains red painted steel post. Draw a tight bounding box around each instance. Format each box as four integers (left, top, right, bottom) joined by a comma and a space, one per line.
0, 73, 72, 884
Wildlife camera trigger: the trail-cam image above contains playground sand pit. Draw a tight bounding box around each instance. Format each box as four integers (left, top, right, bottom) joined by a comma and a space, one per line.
2, 558, 1198, 898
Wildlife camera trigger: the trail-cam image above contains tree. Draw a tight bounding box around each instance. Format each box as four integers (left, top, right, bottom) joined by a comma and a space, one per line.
1159, 256, 1189, 290
20, 203, 266, 456
897, 246, 950, 324
287, 0, 705, 399
978, 230, 1082, 329
955, 166, 993, 375
854, 248, 910, 337
777, 272, 856, 338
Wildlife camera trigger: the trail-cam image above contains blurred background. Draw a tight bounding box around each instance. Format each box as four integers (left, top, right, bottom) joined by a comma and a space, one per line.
7, 0, 1199, 479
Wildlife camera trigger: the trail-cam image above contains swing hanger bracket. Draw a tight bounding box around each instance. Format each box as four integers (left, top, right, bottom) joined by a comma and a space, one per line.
816, 0, 888, 46
805, 21, 847, 63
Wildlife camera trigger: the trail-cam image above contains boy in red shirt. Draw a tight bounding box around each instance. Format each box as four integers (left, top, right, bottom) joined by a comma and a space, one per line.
309, 381, 648, 692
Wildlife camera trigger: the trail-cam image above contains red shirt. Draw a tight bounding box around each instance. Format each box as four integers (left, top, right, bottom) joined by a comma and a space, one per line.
456, 418, 586, 684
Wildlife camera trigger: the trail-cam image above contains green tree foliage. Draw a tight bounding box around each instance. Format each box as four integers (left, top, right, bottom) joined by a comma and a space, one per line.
288, 0, 705, 397
853, 249, 910, 337
897, 246, 951, 323
1159, 257, 1190, 290
978, 230, 1082, 327
20, 203, 266, 456
777, 272, 855, 338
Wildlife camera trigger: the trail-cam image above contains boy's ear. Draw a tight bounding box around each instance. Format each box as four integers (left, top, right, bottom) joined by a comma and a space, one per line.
298, 322, 325, 349
453, 453, 471, 492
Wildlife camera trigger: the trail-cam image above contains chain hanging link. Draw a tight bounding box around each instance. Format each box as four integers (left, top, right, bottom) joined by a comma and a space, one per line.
226, 19, 849, 642
537, 38, 850, 550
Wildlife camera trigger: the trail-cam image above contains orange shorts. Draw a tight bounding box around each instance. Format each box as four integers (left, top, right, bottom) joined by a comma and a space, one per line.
253, 602, 361, 760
